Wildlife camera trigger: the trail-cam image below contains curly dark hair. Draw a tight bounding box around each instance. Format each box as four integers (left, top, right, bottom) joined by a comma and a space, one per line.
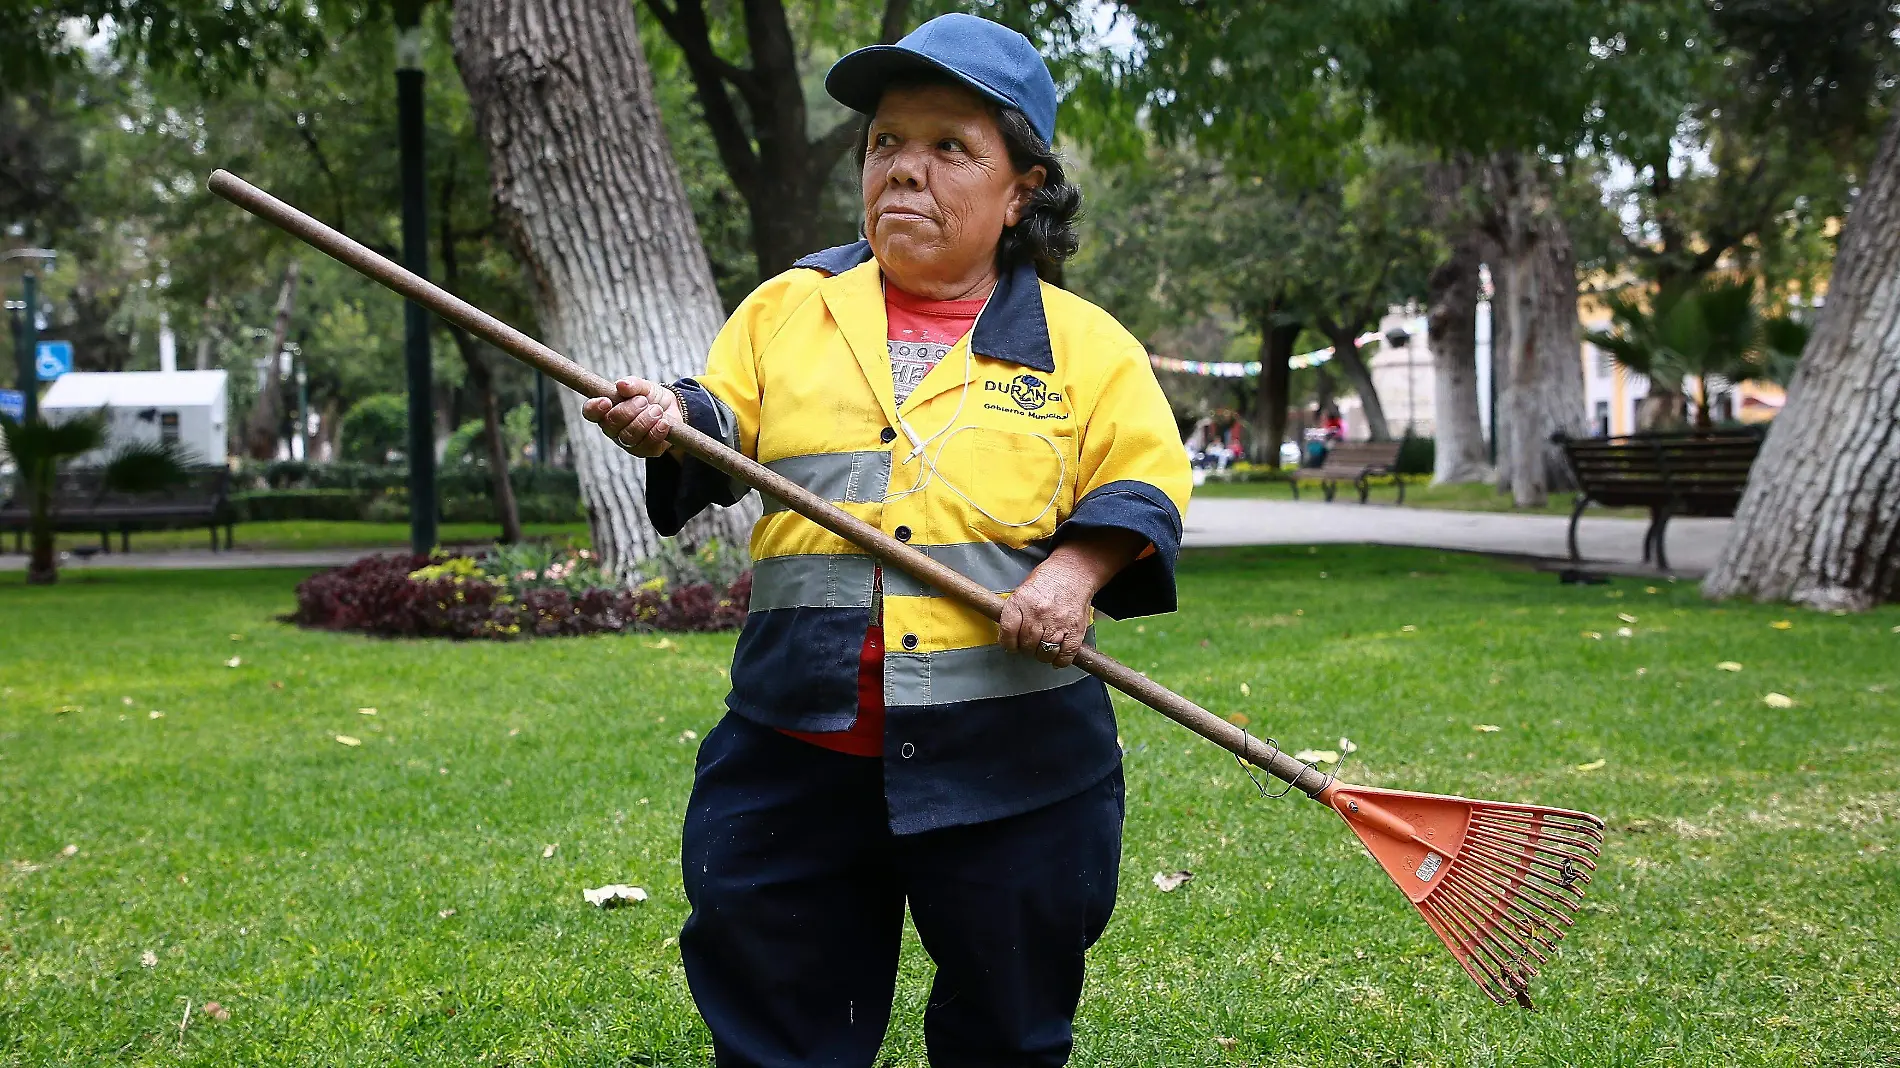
859, 77, 1083, 282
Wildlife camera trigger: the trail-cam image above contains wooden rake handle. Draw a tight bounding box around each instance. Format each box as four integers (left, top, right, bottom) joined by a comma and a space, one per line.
207, 168, 1336, 799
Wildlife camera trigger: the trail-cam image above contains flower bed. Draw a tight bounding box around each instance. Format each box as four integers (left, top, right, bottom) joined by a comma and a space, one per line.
291, 544, 750, 640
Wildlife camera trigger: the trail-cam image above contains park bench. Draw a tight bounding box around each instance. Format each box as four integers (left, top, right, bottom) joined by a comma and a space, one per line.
1555, 430, 1764, 572
0, 466, 237, 554
1285, 441, 1405, 505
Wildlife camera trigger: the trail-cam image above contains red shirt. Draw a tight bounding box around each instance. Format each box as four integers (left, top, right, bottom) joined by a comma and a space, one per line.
778, 284, 984, 757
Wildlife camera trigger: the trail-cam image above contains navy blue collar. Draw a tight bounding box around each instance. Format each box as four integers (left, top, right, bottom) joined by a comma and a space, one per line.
793, 241, 1055, 374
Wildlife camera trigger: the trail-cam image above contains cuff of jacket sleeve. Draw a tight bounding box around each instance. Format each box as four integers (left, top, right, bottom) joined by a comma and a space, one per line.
644, 378, 746, 537
1051, 479, 1183, 619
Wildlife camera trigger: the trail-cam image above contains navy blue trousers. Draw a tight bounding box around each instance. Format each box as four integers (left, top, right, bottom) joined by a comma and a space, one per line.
680, 713, 1124, 1068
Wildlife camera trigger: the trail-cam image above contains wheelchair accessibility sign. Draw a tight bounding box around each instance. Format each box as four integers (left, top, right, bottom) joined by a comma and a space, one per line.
34, 340, 72, 381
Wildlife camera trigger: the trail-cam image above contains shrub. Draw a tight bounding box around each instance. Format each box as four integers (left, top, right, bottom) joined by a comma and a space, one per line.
234, 489, 369, 522
291, 548, 750, 640
338, 395, 409, 464
1396, 434, 1435, 476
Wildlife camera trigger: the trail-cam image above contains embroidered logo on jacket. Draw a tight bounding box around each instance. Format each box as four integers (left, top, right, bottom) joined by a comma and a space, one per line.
983, 374, 1063, 416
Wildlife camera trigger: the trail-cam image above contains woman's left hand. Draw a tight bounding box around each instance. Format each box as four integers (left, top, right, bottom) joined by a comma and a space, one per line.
998, 530, 1146, 668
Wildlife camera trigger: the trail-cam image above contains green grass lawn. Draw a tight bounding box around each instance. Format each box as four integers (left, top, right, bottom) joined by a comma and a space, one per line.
38, 520, 593, 554
2, 548, 1896, 1066
1190, 477, 1651, 518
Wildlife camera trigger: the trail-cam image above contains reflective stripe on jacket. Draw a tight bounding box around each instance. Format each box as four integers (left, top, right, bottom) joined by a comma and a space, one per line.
648, 242, 1191, 833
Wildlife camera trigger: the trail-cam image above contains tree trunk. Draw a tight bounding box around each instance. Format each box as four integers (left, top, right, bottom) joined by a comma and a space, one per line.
26, 462, 56, 586
1428, 235, 1490, 483
454, 0, 759, 580
1247, 316, 1300, 466
1704, 110, 1900, 611
194, 292, 217, 370
1481, 154, 1586, 507
643, 0, 909, 277
1322, 321, 1391, 441
1634, 388, 1687, 431
244, 261, 299, 462
448, 327, 525, 544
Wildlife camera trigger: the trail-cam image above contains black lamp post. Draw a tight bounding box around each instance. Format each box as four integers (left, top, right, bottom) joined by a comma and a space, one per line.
395, 5, 437, 554
5, 248, 57, 423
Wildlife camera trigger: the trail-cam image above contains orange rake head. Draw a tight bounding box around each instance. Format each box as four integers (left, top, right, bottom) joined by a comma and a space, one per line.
1316, 782, 1605, 1008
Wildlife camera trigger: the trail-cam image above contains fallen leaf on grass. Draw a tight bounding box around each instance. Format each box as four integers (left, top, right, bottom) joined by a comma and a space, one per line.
1574, 759, 1607, 772
121, 696, 133, 706
1644, 586, 1659, 594
1292, 749, 1339, 765
225, 656, 241, 668
1763, 692, 1795, 709
1225, 712, 1249, 727
334, 735, 362, 747
1581, 631, 1602, 640
1215, 1037, 1238, 1051
678, 730, 698, 743
1239, 682, 1251, 697
357, 707, 377, 716
1616, 627, 1634, 638
583, 884, 648, 907
542, 843, 558, 859
270, 680, 284, 690
140, 950, 157, 968
1617, 613, 1638, 624
60, 844, 77, 857
1400, 625, 1417, 633
1338, 737, 1358, 755
1473, 724, 1502, 733
202, 1001, 230, 1022
508, 728, 520, 737
1716, 662, 1743, 672
148, 711, 164, 719
1891, 625, 1899, 634
1152, 870, 1193, 892
1770, 620, 1793, 631
438, 908, 456, 919
644, 638, 679, 652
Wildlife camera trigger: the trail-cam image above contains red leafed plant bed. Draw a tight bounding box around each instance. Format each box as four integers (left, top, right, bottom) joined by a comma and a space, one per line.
291, 549, 751, 640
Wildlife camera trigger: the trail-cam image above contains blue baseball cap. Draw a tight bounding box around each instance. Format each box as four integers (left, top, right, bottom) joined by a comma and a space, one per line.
826, 13, 1058, 145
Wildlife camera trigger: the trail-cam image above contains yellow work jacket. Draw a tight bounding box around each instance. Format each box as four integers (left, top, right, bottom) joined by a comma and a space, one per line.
649, 243, 1190, 832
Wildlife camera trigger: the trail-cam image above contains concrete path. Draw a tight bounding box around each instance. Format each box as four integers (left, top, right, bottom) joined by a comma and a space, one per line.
0, 546, 368, 573
4, 500, 1729, 577
1184, 497, 1730, 577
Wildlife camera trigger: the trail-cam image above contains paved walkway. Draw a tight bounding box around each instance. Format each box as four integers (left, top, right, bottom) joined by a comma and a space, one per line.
1184, 498, 1730, 577
3, 500, 1729, 577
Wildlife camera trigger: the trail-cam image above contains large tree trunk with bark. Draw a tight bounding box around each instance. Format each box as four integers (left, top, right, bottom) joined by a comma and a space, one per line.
1320, 320, 1391, 442
1704, 112, 1900, 610
1480, 155, 1586, 507
454, 0, 759, 580
1247, 315, 1300, 466
243, 261, 299, 461
1428, 235, 1490, 483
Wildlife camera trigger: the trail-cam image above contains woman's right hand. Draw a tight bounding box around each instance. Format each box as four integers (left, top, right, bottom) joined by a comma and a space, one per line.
582, 377, 682, 458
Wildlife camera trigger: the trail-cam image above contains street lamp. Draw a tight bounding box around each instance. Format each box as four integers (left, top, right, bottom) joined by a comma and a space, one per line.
4, 248, 58, 423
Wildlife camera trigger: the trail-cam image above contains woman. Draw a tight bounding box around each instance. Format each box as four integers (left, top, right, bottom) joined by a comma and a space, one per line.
583, 14, 1189, 1065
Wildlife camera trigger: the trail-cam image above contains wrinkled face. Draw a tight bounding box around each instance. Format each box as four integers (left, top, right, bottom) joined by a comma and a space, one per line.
862, 82, 1045, 292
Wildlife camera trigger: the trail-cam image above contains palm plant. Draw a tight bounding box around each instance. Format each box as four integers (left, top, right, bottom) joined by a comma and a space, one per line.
1587, 276, 1810, 432
1, 414, 191, 585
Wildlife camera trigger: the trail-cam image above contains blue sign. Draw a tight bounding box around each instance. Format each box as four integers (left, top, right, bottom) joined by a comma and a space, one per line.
35, 340, 73, 381
0, 389, 21, 421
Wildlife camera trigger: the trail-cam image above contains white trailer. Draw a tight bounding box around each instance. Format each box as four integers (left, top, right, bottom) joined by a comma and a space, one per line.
39, 371, 230, 467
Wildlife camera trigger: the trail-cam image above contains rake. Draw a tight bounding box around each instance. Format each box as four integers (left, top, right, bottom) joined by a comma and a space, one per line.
208, 169, 1605, 1008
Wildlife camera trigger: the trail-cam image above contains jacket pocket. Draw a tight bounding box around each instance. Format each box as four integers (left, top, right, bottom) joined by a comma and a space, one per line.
946, 428, 1072, 542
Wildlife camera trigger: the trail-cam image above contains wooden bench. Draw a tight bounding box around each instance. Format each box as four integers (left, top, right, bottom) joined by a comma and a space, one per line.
1286, 441, 1405, 504
0, 467, 237, 553
1556, 430, 1764, 571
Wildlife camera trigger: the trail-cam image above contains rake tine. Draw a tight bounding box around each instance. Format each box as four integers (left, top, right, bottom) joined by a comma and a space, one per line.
1460, 838, 1594, 898
1438, 872, 1562, 961
1423, 894, 1539, 1007
1418, 898, 1518, 1005
1456, 848, 1588, 920
1467, 819, 1606, 864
